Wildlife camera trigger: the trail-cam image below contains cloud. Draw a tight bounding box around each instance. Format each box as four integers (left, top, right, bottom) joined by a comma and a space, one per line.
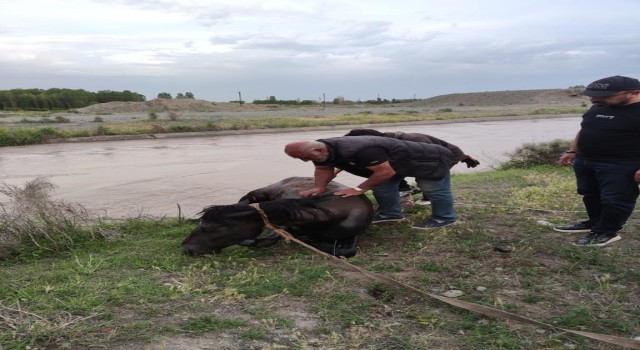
1, 0, 640, 101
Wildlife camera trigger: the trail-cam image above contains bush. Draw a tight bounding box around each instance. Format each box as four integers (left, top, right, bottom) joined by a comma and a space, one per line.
501, 139, 572, 169
0, 178, 98, 258
0, 127, 65, 146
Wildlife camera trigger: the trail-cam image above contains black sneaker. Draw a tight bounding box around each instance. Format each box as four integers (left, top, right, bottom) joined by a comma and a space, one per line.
398, 182, 413, 192
574, 232, 621, 246
412, 219, 455, 229
371, 214, 406, 224
554, 221, 592, 233
574, 232, 598, 245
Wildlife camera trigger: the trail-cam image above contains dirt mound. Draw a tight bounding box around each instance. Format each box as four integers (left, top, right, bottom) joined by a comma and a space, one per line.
77, 99, 224, 113
418, 89, 584, 107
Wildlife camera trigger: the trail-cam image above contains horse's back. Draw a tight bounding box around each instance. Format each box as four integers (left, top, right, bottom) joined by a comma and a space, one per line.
239, 177, 350, 202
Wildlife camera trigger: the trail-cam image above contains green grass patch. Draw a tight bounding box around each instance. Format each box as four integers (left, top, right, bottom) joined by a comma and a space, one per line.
1, 166, 638, 349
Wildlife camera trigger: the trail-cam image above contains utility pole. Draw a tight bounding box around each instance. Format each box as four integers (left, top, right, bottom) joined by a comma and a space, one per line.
237, 91, 243, 104
322, 92, 326, 109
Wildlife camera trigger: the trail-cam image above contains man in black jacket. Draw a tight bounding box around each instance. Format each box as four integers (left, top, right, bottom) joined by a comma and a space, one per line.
556, 75, 640, 246
284, 136, 457, 229
344, 128, 479, 203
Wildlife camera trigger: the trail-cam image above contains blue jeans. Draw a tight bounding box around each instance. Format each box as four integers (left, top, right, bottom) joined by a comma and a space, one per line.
573, 156, 640, 233
372, 173, 457, 221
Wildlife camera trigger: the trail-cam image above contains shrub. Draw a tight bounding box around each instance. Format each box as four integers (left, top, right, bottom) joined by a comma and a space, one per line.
501, 139, 572, 169
95, 125, 110, 135
0, 127, 65, 146
0, 178, 98, 258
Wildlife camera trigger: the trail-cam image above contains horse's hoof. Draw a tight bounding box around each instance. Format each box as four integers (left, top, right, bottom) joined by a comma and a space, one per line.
254, 237, 281, 247
237, 231, 282, 248
238, 239, 257, 247
303, 237, 358, 258
334, 249, 357, 258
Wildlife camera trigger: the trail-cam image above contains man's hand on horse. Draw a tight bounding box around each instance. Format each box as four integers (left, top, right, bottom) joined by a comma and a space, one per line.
299, 187, 326, 197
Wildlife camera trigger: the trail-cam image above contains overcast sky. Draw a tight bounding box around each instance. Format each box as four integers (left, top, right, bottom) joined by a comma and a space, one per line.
2, 0, 639, 102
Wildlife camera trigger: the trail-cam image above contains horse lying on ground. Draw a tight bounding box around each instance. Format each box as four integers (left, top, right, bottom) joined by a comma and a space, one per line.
181, 177, 373, 258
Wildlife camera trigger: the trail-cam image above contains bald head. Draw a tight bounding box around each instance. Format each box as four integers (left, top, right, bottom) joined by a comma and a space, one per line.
284, 141, 329, 162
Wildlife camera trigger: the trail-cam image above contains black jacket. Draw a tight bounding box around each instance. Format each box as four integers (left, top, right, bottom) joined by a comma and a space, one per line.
317, 136, 454, 180
382, 131, 467, 163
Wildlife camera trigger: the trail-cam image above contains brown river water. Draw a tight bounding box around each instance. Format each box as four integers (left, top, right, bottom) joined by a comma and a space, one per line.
0, 117, 579, 218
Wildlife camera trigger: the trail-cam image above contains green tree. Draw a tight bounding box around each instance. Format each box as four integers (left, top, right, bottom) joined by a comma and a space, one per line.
157, 92, 172, 99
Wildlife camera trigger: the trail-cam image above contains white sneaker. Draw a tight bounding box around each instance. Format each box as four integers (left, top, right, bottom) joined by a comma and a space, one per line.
414, 199, 431, 206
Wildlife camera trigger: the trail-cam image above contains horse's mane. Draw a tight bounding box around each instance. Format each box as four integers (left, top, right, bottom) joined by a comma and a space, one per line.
198, 204, 258, 222
258, 194, 336, 222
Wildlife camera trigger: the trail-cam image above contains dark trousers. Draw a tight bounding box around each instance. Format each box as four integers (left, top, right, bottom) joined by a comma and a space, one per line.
573, 156, 640, 233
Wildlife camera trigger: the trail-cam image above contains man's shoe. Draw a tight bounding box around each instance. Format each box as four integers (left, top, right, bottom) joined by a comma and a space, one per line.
592, 233, 621, 246
412, 219, 455, 229
371, 214, 406, 224
414, 199, 431, 206
574, 232, 598, 245
554, 221, 592, 233
398, 183, 413, 192
574, 232, 621, 246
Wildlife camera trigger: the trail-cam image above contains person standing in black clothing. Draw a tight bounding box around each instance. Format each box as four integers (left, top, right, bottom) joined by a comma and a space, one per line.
556, 75, 640, 246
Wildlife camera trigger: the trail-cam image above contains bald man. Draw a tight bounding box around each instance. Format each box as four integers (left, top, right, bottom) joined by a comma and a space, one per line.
284, 136, 457, 229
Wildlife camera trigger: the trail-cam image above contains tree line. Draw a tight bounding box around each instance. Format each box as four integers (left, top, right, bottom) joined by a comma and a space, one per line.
0, 88, 146, 111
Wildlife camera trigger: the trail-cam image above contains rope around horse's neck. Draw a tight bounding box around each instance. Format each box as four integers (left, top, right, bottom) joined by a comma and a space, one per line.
247, 202, 640, 349
249, 203, 334, 258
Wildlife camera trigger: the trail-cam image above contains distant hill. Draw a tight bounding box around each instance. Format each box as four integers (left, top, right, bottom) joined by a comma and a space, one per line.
418, 88, 585, 107
75, 89, 587, 114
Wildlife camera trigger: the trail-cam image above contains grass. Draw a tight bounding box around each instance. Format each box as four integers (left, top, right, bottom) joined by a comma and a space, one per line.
0, 166, 638, 349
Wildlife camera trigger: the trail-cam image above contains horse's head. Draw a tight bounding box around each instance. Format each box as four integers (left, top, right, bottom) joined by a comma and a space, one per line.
181, 204, 264, 256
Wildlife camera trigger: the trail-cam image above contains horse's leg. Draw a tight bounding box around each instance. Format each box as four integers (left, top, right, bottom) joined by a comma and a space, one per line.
299, 234, 359, 258
238, 230, 282, 247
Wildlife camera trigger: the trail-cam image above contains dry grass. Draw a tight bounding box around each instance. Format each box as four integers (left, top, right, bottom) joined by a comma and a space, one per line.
0, 178, 100, 259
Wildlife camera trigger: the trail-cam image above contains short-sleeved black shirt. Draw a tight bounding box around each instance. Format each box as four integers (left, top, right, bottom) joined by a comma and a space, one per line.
315, 145, 388, 177
578, 102, 640, 162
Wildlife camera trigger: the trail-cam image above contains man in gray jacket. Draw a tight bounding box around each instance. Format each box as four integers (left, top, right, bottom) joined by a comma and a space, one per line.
284, 136, 457, 229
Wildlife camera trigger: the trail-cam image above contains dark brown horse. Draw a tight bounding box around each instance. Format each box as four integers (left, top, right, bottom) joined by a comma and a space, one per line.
181, 177, 373, 258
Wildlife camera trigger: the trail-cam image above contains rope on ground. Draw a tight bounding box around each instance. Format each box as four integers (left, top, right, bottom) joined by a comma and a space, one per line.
249, 202, 640, 349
